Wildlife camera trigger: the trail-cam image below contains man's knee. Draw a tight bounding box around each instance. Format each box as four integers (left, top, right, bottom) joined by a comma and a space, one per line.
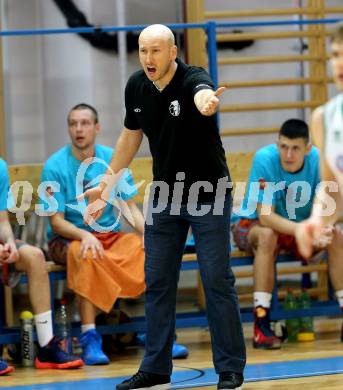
200, 262, 236, 292
252, 227, 278, 252
330, 226, 343, 247
145, 260, 179, 291
328, 227, 343, 267
17, 245, 47, 274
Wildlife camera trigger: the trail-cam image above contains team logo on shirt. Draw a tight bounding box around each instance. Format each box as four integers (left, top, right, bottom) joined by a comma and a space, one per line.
169, 100, 180, 117
335, 155, 343, 172
258, 178, 267, 190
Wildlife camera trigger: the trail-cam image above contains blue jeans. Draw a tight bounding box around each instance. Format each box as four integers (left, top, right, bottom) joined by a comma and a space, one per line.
140, 196, 246, 375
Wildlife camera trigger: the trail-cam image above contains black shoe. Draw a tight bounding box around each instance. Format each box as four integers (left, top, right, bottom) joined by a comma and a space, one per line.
217, 372, 244, 390
116, 371, 170, 390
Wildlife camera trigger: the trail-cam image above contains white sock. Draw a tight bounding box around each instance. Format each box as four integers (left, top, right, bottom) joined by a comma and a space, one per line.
254, 292, 272, 309
335, 289, 343, 309
81, 324, 96, 334
34, 310, 53, 347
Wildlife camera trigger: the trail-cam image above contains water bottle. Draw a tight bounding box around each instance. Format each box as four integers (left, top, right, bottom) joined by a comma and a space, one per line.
54, 299, 72, 353
297, 289, 315, 341
20, 310, 34, 367
283, 289, 300, 342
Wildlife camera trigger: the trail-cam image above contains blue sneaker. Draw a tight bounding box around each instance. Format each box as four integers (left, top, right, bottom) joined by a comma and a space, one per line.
172, 342, 189, 359
80, 329, 109, 365
135, 332, 146, 346
35, 337, 84, 369
0, 359, 14, 375
136, 333, 189, 359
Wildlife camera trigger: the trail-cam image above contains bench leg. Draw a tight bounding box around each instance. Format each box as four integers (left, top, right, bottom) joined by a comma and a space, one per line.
317, 261, 329, 301
4, 286, 14, 327
271, 263, 279, 311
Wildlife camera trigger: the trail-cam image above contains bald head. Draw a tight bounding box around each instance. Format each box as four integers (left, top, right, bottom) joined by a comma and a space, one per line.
139, 24, 175, 47
138, 24, 178, 87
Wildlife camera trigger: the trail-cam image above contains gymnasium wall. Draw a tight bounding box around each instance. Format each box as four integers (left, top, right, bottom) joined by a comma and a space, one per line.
1, 0, 342, 163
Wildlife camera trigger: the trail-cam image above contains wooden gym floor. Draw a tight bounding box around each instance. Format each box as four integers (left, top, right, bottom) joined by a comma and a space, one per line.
0, 317, 342, 389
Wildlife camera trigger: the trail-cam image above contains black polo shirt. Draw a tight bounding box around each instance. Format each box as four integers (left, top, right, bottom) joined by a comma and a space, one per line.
124, 58, 230, 203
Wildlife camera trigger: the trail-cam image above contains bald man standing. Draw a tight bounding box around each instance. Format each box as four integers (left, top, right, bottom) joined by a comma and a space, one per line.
83, 24, 246, 390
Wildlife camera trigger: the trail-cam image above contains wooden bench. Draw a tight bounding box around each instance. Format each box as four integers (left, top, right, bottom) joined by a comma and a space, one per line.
0, 152, 337, 342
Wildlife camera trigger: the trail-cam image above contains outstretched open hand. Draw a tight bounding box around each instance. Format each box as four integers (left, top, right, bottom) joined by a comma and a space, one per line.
200, 87, 226, 116
77, 186, 106, 225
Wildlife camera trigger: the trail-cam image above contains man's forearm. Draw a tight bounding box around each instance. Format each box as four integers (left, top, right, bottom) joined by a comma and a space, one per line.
259, 212, 297, 236
50, 217, 90, 241
125, 200, 144, 234
0, 220, 15, 244
100, 128, 143, 191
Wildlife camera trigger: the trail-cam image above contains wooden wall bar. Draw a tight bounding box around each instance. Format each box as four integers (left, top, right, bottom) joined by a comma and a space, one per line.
204, 7, 343, 19
184, 1, 343, 138
184, 0, 207, 67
